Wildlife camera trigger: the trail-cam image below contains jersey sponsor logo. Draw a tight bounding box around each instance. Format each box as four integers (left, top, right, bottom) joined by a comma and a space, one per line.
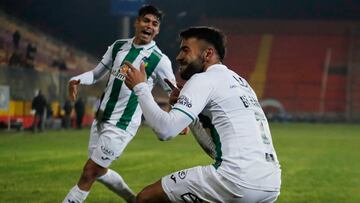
111, 64, 129, 81
177, 95, 192, 108
180, 193, 208, 203
100, 146, 114, 156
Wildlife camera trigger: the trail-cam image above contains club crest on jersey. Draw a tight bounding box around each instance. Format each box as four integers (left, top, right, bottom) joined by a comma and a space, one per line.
111, 64, 129, 81
141, 56, 150, 68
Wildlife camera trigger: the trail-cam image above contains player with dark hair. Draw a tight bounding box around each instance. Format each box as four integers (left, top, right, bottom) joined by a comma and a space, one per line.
125, 26, 281, 203
63, 5, 175, 203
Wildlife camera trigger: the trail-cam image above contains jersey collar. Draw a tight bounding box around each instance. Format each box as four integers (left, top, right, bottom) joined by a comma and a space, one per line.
205, 63, 228, 72
131, 37, 156, 50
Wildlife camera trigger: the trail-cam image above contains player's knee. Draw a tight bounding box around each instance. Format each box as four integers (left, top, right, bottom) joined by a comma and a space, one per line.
81, 163, 101, 182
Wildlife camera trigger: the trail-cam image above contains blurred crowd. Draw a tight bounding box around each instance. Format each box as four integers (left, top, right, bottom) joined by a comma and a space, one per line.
0, 12, 96, 73
0, 11, 100, 131
31, 90, 86, 132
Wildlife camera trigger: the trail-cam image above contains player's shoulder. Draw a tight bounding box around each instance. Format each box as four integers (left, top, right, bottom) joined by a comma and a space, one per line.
110, 38, 131, 48
113, 38, 131, 44
187, 72, 212, 87
204, 64, 232, 80
150, 45, 167, 58
188, 65, 229, 86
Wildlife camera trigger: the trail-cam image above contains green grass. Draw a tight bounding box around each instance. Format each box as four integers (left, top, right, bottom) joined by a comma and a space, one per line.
0, 123, 359, 203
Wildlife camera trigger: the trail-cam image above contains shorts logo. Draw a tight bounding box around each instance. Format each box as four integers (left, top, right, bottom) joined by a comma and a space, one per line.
177, 95, 192, 108
181, 193, 208, 203
101, 146, 114, 156
178, 170, 187, 179
101, 156, 110, 161
170, 174, 177, 183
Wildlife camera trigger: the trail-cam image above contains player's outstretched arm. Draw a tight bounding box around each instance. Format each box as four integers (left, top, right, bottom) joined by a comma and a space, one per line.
125, 62, 192, 140
68, 79, 80, 101
164, 79, 190, 135
68, 62, 110, 101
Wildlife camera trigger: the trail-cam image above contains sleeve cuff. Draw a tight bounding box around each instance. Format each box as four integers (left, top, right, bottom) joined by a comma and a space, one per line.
133, 82, 149, 96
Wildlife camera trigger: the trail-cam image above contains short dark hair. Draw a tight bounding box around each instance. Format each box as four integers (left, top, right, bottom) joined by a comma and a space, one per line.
179, 26, 227, 61
138, 5, 163, 21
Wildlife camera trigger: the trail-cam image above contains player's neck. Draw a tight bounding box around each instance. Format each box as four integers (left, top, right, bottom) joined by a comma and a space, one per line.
203, 60, 222, 71
133, 37, 152, 46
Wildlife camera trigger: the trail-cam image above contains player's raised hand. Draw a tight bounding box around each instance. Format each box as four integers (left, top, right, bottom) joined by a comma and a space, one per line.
164, 78, 178, 91
68, 79, 80, 101
164, 78, 183, 105
124, 61, 147, 90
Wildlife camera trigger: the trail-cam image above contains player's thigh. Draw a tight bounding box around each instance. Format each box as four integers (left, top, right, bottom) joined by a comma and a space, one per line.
161, 165, 279, 203
88, 120, 100, 156
161, 165, 237, 203
238, 188, 279, 203
90, 121, 134, 168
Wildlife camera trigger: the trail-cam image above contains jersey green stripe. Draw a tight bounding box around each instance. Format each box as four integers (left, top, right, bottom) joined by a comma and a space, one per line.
211, 126, 223, 169
116, 92, 138, 129
102, 45, 141, 120
145, 49, 162, 76
116, 49, 163, 130
198, 114, 222, 169
97, 40, 126, 117
111, 40, 127, 66
172, 107, 195, 122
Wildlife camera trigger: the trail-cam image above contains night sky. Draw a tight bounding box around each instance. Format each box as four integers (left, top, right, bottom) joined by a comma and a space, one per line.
1, 0, 360, 57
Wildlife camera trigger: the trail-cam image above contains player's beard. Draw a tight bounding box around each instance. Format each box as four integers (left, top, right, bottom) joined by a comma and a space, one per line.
179, 57, 204, 80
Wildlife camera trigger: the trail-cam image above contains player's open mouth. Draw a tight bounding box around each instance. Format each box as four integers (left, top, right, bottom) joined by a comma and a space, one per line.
141, 30, 152, 37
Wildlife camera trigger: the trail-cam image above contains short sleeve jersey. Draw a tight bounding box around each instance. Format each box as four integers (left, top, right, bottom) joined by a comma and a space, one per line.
97, 38, 175, 135
173, 64, 281, 191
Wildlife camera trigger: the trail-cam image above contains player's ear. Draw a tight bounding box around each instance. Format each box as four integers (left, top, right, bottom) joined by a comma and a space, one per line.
207, 48, 215, 58
204, 48, 215, 62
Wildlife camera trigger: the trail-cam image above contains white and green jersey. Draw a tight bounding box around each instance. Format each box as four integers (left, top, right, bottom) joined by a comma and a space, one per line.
74, 38, 175, 135
133, 64, 281, 192
173, 64, 281, 191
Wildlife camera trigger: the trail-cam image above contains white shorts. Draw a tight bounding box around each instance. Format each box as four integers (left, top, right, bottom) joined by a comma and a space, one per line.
161, 165, 280, 203
88, 120, 134, 168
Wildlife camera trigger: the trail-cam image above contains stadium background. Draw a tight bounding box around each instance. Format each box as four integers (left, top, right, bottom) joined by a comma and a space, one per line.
1, 0, 360, 129
0, 1, 360, 203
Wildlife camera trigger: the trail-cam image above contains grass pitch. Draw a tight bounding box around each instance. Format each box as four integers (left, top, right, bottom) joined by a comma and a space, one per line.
0, 123, 359, 203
